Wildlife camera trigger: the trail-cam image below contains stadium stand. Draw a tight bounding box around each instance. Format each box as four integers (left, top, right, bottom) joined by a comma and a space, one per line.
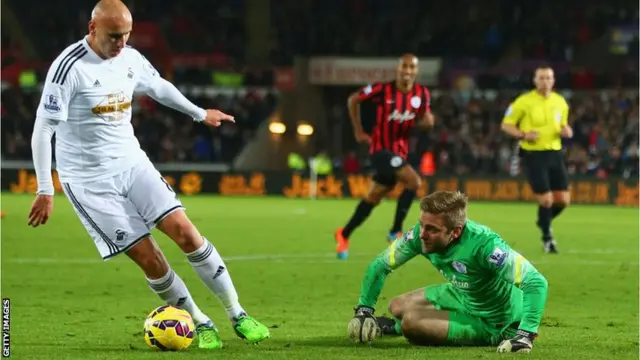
270, 0, 639, 60
1, 0, 637, 176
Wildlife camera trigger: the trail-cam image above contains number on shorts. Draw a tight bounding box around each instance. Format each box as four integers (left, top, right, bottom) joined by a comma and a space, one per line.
160, 176, 175, 193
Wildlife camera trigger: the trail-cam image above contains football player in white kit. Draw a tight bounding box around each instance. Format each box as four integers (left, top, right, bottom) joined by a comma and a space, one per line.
27, 0, 270, 349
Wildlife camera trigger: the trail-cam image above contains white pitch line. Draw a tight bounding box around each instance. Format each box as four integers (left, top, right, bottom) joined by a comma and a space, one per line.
3, 253, 638, 266
565, 249, 634, 255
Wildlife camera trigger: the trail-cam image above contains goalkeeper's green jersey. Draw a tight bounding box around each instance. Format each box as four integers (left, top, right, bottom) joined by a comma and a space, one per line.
357, 220, 548, 334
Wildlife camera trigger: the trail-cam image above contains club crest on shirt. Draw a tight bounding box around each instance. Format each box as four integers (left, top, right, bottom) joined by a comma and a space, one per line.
452, 261, 467, 274
115, 229, 128, 246
390, 156, 403, 168
410, 96, 421, 108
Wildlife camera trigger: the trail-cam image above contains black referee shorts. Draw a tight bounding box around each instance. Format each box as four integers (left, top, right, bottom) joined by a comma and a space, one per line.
370, 150, 407, 187
520, 149, 569, 194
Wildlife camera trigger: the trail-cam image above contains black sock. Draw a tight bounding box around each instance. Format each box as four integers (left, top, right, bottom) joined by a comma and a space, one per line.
537, 206, 553, 240
551, 205, 565, 219
342, 200, 375, 238
391, 189, 417, 233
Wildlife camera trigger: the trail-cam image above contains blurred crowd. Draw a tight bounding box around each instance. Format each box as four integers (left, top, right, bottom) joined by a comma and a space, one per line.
271, 0, 639, 62
2, 0, 638, 177
1, 87, 277, 163
6, 0, 638, 63
7, 0, 245, 63
326, 89, 639, 179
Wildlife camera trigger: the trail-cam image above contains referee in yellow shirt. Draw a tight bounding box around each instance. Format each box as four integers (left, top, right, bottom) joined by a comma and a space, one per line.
501, 66, 573, 253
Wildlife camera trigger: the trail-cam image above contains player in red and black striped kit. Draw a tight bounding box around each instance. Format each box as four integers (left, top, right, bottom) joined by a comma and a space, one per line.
335, 54, 435, 260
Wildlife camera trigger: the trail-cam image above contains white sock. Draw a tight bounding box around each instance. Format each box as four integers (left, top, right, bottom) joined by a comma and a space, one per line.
147, 269, 212, 326
186, 238, 245, 320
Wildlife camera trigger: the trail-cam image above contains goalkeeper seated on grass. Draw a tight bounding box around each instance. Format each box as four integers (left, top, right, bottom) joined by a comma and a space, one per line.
348, 191, 548, 353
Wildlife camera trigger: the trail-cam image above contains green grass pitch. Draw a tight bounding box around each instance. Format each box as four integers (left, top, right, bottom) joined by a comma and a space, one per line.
1, 194, 638, 359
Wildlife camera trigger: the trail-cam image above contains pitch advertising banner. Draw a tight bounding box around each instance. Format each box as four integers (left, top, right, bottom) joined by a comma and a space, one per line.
3, 169, 637, 206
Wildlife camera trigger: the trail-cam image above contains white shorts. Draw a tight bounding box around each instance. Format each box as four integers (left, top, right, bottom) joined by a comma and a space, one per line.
62, 160, 184, 260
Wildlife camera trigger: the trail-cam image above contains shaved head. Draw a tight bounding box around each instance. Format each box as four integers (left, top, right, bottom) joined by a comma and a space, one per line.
91, 0, 131, 21
399, 53, 418, 65
88, 0, 133, 59
396, 53, 419, 89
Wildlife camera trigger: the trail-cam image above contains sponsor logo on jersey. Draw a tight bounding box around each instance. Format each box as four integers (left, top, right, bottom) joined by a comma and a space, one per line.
488, 247, 508, 267
439, 270, 469, 289
43, 94, 62, 113
91, 91, 132, 121
387, 109, 416, 122
452, 261, 467, 274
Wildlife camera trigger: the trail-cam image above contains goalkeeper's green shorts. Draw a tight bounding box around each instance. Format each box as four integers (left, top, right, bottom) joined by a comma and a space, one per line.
424, 284, 518, 346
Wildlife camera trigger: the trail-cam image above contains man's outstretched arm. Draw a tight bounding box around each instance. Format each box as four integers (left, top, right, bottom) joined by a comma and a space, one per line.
133, 55, 206, 121
356, 226, 422, 310
348, 226, 422, 343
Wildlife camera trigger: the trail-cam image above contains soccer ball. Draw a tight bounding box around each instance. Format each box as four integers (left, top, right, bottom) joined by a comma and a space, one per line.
143, 305, 195, 351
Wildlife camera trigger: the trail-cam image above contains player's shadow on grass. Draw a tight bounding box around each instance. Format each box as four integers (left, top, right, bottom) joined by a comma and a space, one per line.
291, 335, 414, 349
66, 345, 150, 353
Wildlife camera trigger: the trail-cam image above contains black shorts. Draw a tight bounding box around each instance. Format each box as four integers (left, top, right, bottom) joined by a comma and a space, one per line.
521, 149, 569, 194
370, 150, 408, 187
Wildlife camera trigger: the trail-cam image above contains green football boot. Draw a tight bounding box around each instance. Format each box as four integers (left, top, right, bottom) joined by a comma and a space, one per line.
233, 313, 271, 344
196, 321, 223, 349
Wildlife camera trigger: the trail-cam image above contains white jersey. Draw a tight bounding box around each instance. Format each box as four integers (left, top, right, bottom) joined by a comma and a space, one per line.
35, 37, 188, 183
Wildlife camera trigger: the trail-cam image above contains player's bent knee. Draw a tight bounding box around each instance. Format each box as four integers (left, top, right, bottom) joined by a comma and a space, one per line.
157, 211, 203, 253
126, 236, 169, 279
407, 176, 421, 191
397, 166, 420, 191
364, 196, 382, 206
388, 297, 405, 318
365, 190, 386, 205
536, 193, 553, 207
553, 193, 570, 207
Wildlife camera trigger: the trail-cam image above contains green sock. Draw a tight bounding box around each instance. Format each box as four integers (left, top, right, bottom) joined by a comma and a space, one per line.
394, 317, 402, 335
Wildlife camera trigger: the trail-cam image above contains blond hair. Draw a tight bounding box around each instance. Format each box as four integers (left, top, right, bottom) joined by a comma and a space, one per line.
419, 191, 468, 230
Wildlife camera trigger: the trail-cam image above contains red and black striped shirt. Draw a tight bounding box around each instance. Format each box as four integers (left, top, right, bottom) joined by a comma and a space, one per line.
356, 81, 431, 159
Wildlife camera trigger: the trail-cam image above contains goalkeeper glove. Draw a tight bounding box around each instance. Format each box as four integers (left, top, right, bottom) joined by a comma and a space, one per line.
347, 306, 381, 344
497, 329, 536, 353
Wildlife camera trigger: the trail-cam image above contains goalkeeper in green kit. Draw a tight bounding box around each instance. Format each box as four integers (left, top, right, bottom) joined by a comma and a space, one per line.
347, 191, 548, 353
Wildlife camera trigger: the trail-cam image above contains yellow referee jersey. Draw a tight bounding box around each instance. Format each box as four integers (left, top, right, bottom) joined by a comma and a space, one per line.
502, 90, 569, 151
